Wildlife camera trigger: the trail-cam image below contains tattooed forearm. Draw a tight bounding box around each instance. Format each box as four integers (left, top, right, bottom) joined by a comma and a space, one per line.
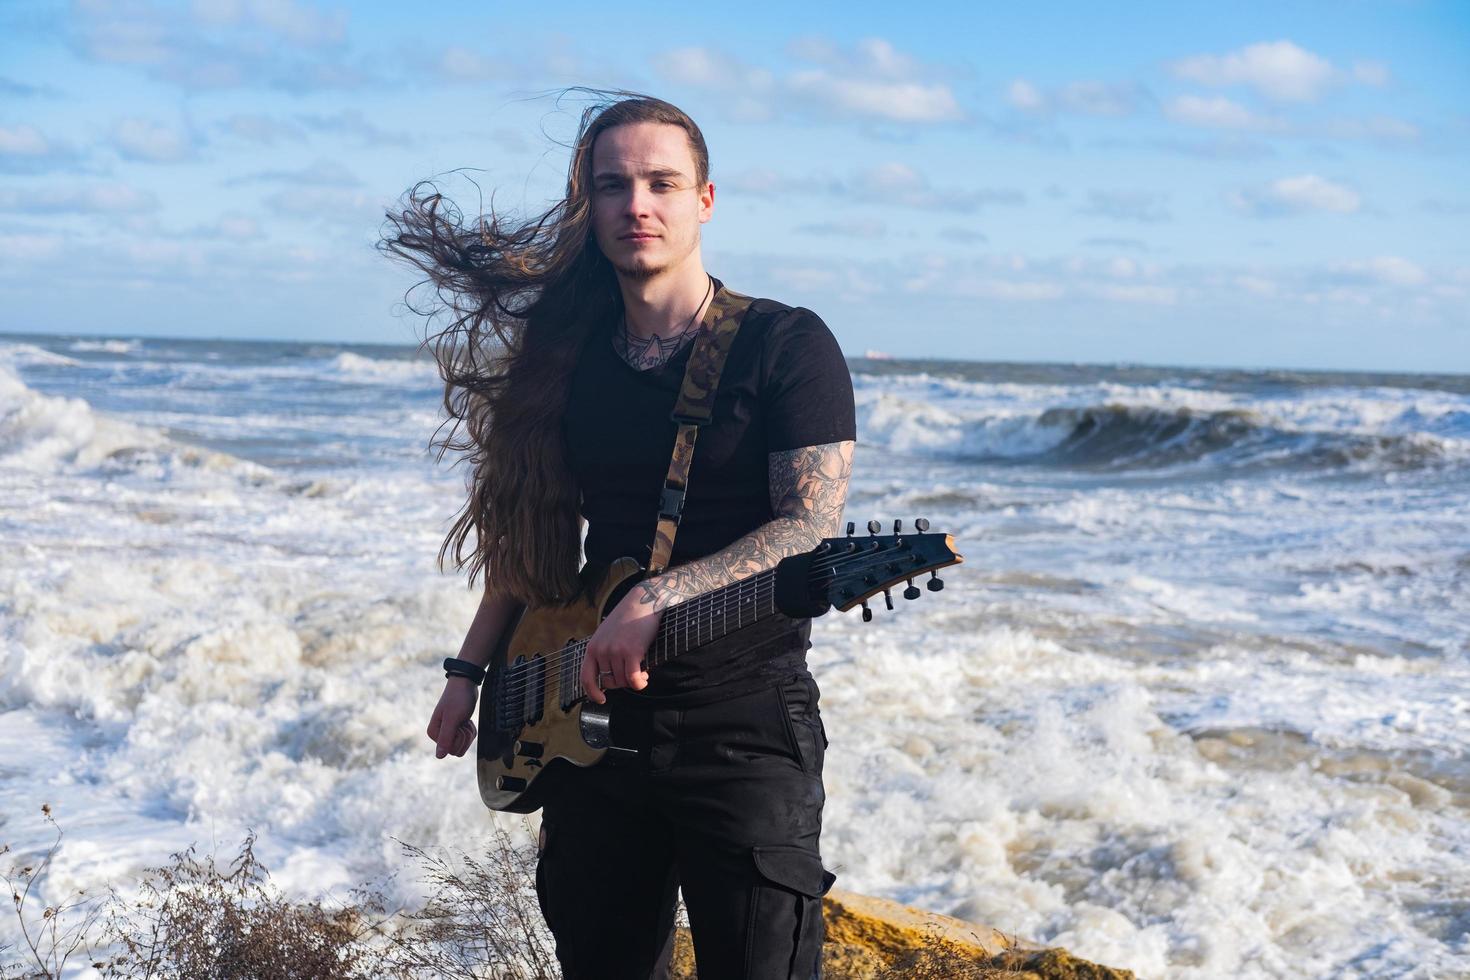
635, 440, 855, 610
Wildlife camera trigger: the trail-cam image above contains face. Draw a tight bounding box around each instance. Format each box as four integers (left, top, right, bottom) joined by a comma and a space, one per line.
589, 121, 713, 281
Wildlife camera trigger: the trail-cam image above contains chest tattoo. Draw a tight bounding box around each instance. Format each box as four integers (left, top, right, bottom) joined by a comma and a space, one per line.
612, 322, 703, 372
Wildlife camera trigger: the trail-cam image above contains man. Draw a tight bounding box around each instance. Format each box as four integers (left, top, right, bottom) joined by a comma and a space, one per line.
394, 94, 856, 979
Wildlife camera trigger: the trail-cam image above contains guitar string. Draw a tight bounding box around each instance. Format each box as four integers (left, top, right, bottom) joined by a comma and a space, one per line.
490, 545, 876, 703
491, 543, 922, 704
491, 542, 933, 705
494, 572, 779, 704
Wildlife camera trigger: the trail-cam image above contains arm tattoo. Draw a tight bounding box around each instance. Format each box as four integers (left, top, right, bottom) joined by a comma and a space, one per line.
636, 440, 855, 611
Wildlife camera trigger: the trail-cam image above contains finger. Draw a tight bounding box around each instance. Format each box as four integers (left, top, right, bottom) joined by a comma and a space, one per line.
609, 653, 629, 690
452, 724, 474, 757
436, 721, 457, 759
427, 704, 443, 742
582, 657, 605, 704
630, 657, 649, 691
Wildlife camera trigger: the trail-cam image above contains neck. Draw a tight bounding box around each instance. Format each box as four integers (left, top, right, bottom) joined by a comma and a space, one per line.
617, 254, 712, 340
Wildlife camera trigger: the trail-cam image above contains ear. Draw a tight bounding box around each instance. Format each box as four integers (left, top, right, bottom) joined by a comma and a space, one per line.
698, 181, 715, 224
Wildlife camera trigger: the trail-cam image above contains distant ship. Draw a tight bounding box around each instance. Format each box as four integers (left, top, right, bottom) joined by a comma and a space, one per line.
863, 349, 895, 360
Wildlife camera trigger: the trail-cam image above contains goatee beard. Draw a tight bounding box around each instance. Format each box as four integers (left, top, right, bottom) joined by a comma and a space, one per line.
611, 258, 665, 281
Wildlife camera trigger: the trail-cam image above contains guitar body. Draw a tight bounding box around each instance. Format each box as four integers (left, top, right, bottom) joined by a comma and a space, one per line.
473, 524, 962, 814
476, 557, 643, 813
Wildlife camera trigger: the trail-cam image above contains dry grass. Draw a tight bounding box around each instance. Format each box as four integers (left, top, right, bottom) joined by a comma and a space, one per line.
2, 804, 103, 980
3, 804, 1129, 980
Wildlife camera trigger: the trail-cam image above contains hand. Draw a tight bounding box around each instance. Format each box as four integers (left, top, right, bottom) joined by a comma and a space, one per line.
427, 677, 479, 758
581, 584, 663, 704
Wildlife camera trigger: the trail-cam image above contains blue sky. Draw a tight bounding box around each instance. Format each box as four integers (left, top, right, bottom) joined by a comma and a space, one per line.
1, 0, 1467, 371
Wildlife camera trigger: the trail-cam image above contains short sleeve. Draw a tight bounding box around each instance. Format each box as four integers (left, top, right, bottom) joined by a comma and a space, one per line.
762, 308, 857, 453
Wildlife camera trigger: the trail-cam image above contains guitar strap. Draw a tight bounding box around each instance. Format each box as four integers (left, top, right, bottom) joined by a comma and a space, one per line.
647, 282, 754, 575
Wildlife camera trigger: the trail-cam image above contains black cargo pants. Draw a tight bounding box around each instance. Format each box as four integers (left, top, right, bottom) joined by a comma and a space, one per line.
535, 673, 836, 980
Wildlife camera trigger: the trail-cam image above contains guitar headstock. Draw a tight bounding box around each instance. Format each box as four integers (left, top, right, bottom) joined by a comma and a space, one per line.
812, 518, 963, 621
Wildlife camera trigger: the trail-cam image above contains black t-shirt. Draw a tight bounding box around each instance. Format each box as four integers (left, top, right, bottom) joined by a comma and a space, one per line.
562, 280, 856, 705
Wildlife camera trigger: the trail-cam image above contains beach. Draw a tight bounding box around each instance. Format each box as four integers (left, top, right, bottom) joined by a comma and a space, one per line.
2, 334, 1466, 978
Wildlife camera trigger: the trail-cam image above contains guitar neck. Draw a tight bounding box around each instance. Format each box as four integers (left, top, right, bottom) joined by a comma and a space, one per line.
645, 566, 782, 668
535, 527, 957, 709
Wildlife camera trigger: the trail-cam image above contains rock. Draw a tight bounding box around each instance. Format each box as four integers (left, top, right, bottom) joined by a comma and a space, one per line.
666, 887, 1135, 979
823, 887, 1011, 960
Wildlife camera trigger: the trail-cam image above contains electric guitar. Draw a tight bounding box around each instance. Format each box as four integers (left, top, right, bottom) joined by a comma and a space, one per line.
476, 518, 962, 812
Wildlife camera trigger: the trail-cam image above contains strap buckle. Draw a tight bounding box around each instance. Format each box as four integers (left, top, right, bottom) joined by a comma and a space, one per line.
659, 486, 686, 520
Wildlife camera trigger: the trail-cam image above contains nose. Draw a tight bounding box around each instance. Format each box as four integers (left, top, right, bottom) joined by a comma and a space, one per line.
623, 184, 653, 219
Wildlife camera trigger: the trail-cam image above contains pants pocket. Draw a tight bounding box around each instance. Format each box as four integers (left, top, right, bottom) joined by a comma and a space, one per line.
778, 678, 826, 775
745, 844, 837, 980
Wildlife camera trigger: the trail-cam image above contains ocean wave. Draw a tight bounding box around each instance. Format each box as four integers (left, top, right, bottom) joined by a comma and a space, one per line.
858, 393, 1462, 473
327, 351, 439, 384
0, 365, 269, 479
69, 338, 140, 354
0, 341, 81, 368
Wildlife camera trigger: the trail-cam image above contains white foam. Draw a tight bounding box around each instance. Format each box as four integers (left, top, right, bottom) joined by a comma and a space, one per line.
68, 338, 140, 354
2, 350, 1467, 978
328, 350, 439, 384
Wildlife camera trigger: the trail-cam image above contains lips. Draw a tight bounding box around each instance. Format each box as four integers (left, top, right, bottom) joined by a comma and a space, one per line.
619, 232, 659, 240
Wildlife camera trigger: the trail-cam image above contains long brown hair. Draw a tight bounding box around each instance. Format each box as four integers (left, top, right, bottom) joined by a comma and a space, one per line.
378, 91, 711, 604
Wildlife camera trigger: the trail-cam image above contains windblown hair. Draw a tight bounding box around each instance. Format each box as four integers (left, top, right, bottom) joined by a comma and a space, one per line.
378, 92, 711, 604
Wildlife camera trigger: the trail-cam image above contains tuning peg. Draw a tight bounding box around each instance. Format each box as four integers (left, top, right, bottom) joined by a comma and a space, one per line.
927, 571, 944, 592
861, 601, 873, 622
846, 521, 855, 537
883, 588, 894, 610
914, 518, 930, 532
867, 519, 881, 535
904, 578, 921, 600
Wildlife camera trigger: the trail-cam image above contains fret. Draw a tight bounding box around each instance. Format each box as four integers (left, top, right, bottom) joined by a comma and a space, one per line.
648, 566, 786, 666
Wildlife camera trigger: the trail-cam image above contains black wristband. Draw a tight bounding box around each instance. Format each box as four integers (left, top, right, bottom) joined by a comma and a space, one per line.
442, 657, 486, 686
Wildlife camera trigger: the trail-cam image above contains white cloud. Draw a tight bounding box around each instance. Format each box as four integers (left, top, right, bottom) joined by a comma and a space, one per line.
845, 163, 1022, 211
1089, 283, 1178, 305
0, 125, 50, 156
722, 163, 1023, 213
190, 0, 348, 46
1056, 80, 1145, 116
220, 113, 305, 144
0, 232, 65, 262
654, 39, 962, 125
1231, 174, 1361, 216
70, 0, 369, 91
1164, 95, 1285, 131
788, 71, 962, 123
1004, 78, 1145, 117
1332, 256, 1428, 287
193, 213, 264, 240
262, 185, 387, 225
1314, 115, 1420, 144
1234, 275, 1278, 297
1006, 79, 1045, 112
111, 117, 195, 162
0, 127, 93, 186
437, 44, 511, 82
1170, 40, 1336, 102
796, 218, 887, 239
0, 182, 159, 214
1078, 189, 1171, 223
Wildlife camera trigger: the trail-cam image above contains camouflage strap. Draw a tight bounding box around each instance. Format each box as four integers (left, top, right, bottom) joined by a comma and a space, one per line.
648, 283, 754, 576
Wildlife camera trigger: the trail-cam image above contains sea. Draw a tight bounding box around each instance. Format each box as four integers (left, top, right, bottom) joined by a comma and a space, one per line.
1, 332, 1466, 979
